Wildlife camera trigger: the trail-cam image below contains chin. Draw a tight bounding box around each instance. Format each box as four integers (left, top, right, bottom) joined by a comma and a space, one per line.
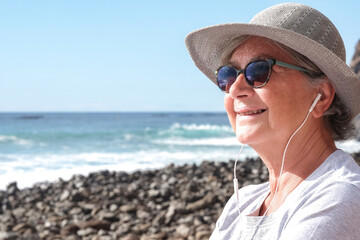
235, 132, 251, 145
235, 126, 260, 145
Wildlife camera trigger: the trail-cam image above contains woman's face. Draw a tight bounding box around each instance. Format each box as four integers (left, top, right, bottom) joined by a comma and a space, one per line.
224, 36, 317, 147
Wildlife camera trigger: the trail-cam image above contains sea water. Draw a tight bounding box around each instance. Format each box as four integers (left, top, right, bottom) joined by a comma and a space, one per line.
1, 112, 359, 190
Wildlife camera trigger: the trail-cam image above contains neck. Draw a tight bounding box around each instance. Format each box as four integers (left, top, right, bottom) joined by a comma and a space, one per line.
251, 119, 336, 214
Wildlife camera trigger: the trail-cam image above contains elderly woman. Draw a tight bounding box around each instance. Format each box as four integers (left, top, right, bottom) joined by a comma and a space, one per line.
186, 3, 360, 240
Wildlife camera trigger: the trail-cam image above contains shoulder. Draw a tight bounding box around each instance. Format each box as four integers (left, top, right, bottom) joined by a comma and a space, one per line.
297, 150, 360, 218
307, 150, 360, 190
280, 150, 360, 239
281, 181, 360, 240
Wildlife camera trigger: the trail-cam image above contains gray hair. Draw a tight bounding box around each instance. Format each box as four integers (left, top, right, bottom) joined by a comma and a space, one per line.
221, 36, 355, 141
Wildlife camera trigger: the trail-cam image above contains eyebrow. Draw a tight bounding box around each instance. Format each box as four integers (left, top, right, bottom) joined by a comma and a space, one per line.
228, 54, 274, 68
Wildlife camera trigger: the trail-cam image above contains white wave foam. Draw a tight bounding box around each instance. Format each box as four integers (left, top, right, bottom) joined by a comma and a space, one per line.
0, 148, 256, 190
1, 138, 359, 190
154, 137, 241, 146
0, 135, 33, 146
169, 123, 233, 132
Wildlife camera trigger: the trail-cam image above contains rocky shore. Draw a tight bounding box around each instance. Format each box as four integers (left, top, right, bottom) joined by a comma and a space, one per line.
1, 153, 360, 240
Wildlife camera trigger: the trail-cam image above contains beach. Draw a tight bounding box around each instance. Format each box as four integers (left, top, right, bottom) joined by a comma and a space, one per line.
1, 153, 360, 240
1, 113, 360, 239
1, 112, 359, 191
0, 156, 266, 240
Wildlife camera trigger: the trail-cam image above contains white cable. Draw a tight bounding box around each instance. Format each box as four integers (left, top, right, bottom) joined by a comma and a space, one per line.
243, 94, 319, 240
234, 143, 244, 215
261, 109, 311, 217
262, 93, 319, 216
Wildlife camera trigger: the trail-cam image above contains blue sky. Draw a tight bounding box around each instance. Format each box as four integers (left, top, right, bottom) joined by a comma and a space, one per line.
1, 0, 359, 112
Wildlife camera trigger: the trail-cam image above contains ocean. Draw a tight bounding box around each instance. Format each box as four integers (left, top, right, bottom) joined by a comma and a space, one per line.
1, 112, 360, 190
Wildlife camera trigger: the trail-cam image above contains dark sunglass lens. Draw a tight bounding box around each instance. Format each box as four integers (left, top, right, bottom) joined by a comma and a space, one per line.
217, 66, 237, 92
245, 61, 270, 87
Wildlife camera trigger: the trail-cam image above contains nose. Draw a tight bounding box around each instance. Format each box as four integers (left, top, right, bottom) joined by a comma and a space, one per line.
228, 73, 255, 99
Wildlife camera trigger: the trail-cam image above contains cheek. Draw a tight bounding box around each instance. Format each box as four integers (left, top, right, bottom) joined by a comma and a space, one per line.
266, 83, 312, 128
224, 95, 236, 132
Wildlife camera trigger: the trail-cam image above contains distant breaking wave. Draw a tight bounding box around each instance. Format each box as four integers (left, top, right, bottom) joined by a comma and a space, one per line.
0, 135, 33, 146
154, 137, 241, 146
169, 123, 233, 132
1, 112, 359, 190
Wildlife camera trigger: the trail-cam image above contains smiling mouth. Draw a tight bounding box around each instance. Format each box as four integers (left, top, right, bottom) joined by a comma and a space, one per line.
238, 109, 266, 116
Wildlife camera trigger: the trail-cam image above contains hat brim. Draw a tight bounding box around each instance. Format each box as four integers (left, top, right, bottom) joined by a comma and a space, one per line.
185, 23, 360, 118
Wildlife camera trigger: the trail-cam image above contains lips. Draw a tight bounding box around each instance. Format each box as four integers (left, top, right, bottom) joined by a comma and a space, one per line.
234, 106, 267, 117
238, 109, 266, 116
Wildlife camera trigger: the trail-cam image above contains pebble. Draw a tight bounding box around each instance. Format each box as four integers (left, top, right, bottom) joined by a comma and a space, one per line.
0, 154, 359, 239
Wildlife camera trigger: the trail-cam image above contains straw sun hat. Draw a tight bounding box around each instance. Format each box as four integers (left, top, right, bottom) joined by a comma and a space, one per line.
185, 3, 360, 119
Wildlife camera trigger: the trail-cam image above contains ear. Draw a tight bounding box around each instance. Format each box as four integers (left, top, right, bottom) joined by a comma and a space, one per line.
311, 80, 335, 118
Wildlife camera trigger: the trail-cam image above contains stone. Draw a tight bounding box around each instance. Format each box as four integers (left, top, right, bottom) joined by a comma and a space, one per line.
71, 191, 85, 202
61, 224, 79, 236
351, 40, 360, 78
69, 207, 83, 216
99, 236, 112, 240
153, 211, 166, 226
142, 232, 167, 240
77, 220, 111, 230
109, 204, 118, 212
120, 204, 136, 213
0, 232, 19, 240
195, 230, 211, 240
132, 223, 151, 234
12, 223, 35, 234
60, 190, 70, 202
136, 209, 150, 220
77, 227, 96, 236
122, 233, 140, 240
6, 182, 19, 196
176, 224, 190, 238
186, 192, 217, 212
0, 152, 331, 239
11, 207, 26, 219
98, 211, 119, 222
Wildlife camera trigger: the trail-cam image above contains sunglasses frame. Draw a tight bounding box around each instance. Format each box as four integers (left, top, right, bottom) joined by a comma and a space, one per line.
215, 59, 310, 92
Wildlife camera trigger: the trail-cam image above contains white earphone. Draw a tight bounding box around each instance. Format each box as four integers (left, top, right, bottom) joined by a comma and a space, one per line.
309, 93, 321, 113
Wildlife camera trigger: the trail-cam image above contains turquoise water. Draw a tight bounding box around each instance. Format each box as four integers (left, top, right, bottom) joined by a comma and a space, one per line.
0, 112, 246, 189
1, 112, 359, 189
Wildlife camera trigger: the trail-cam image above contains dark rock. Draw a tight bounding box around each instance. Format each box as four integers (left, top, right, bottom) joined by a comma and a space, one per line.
98, 211, 119, 222
6, 182, 18, 196
0, 232, 19, 240
120, 204, 137, 213
186, 192, 217, 212
122, 233, 140, 240
71, 191, 85, 202
61, 224, 79, 236
12, 223, 35, 234
153, 211, 166, 226
351, 40, 360, 78
132, 223, 151, 234
79, 203, 97, 215
59, 189, 70, 202
69, 207, 83, 216
143, 232, 167, 240
77, 227, 96, 236
176, 224, 190, 238
196, 230, 212, 240
3, 150, 357, 239
77, 219, 111, 230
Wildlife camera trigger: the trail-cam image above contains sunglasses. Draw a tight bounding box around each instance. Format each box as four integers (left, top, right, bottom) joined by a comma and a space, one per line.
215, 59, 310, 92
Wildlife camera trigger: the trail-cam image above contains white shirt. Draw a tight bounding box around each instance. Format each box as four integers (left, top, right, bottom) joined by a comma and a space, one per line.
210, 150, 360, 240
